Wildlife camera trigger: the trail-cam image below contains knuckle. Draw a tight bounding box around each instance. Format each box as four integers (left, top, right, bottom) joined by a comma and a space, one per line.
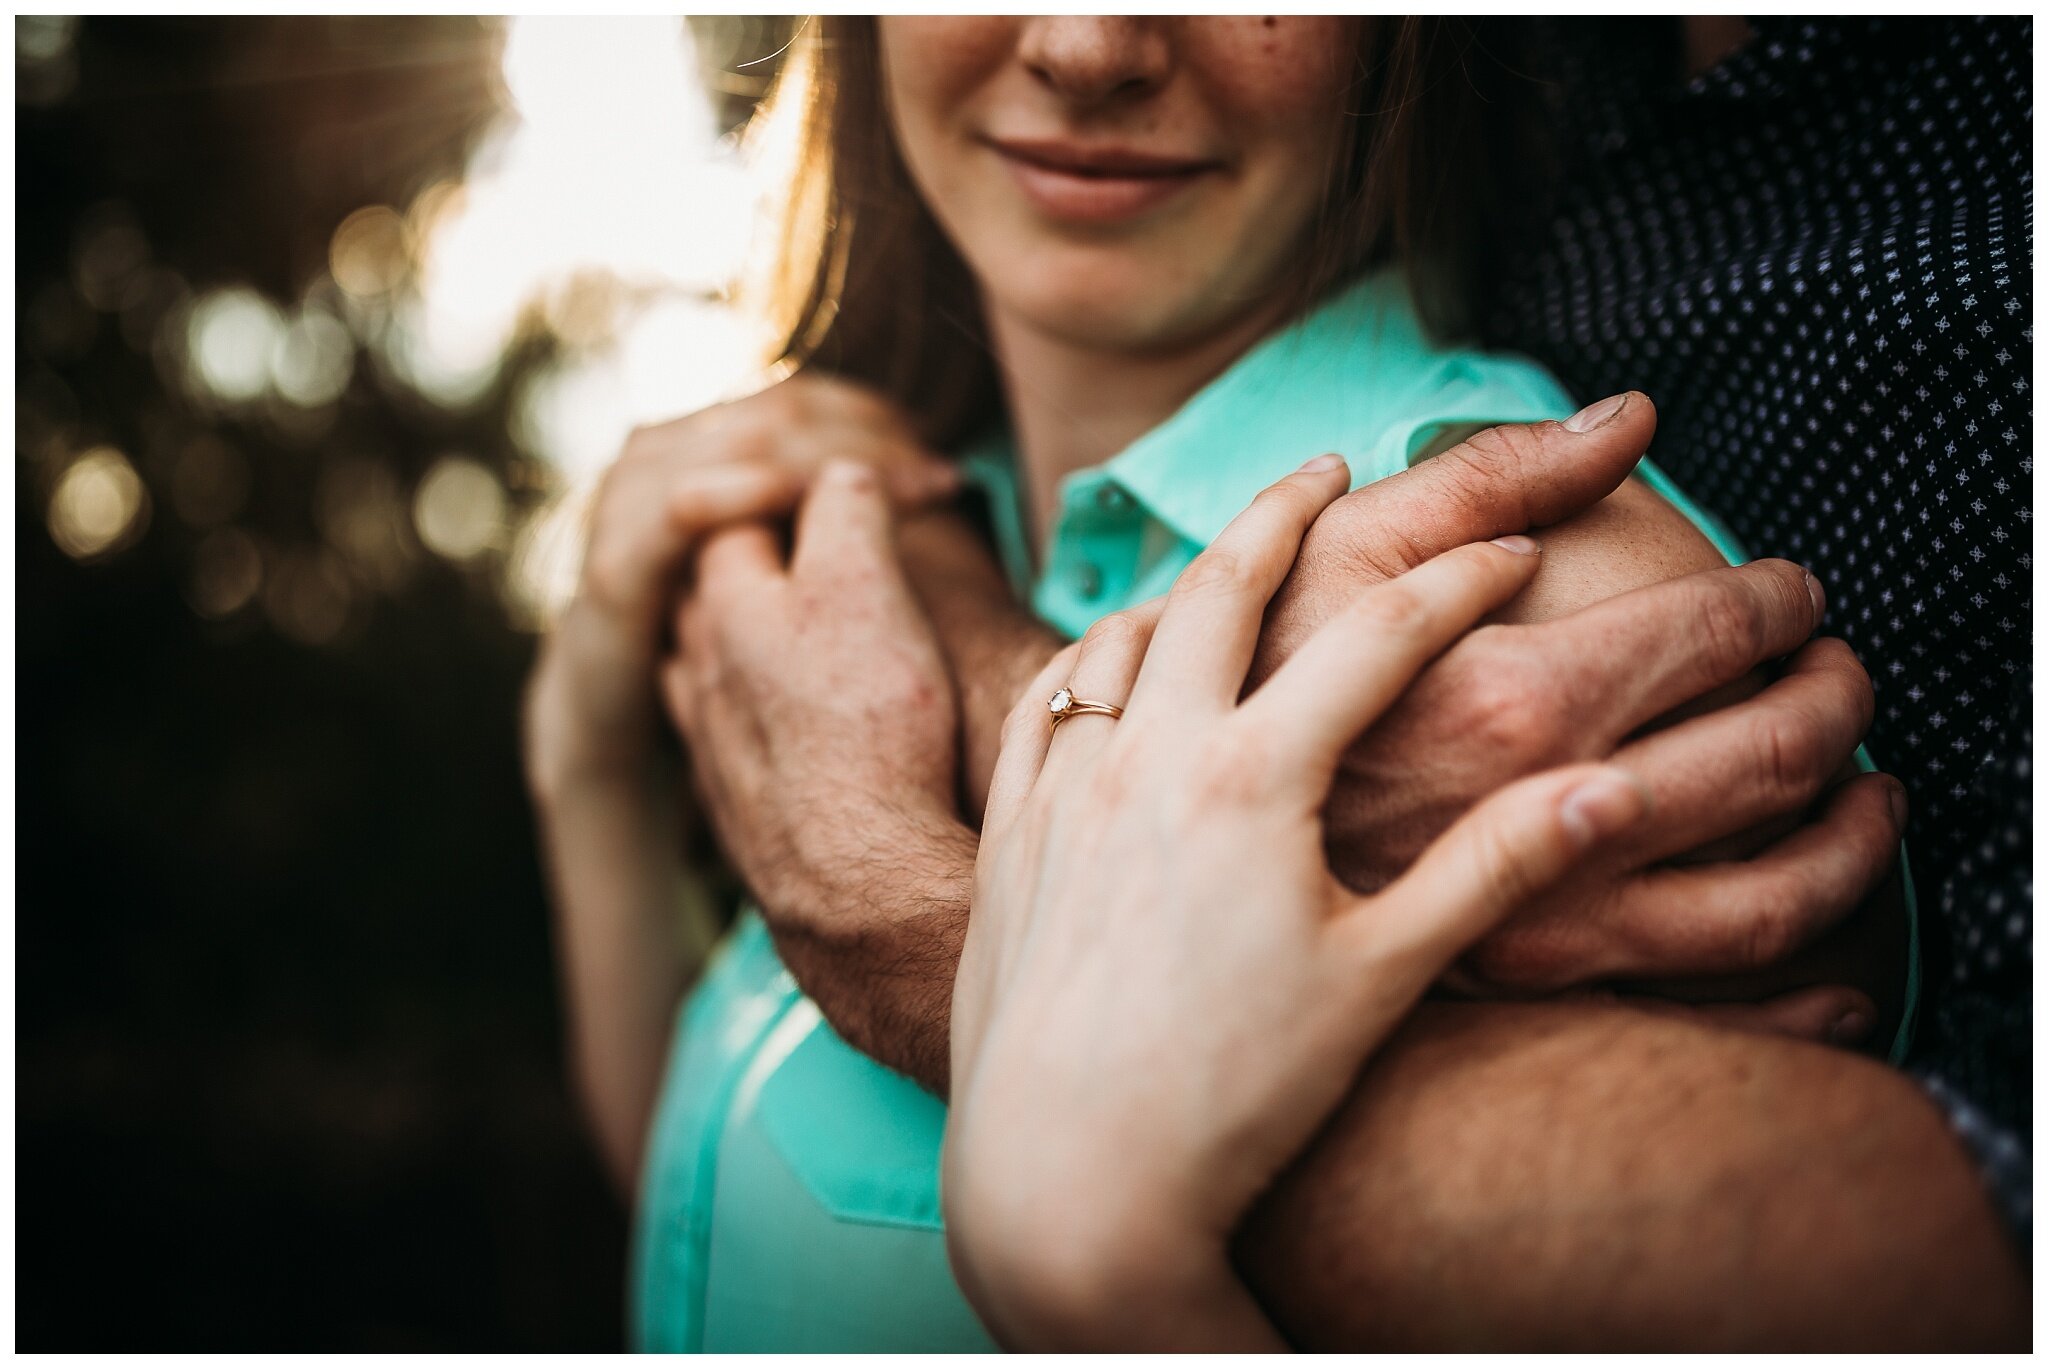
1350, 582, 1431, 640
1469, 820, 1539, 915
1299, 497, 1424, 583
1748, 709, 1828, 803
1428, 424, 1540, 519
1441, 423, 1524, 485
1737, 891, 1803, 969
1254, 478, 1318, 523
1749, 557, 1817, 632
1457, 663, 1562, 763
1815, 638, 1877, 731
1173, 546, 1253, 600
1078, 609, 1146, 661
1691, 588, 1770, 679
1000, 694, 1044, 748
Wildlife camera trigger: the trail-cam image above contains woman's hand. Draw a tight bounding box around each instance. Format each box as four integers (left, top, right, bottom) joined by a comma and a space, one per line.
943, 458, 1651, 1351
524, 374, 957, 797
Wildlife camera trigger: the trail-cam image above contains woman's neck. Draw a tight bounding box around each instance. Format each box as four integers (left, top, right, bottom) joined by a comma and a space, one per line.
985, 298, 1288, 545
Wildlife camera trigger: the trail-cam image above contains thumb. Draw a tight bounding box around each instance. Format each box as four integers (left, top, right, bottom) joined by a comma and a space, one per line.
792, 459, 900, 582
1398, 391, 1653, 545
1343, 391, 1654, 569
1248, 394, 1655, 683
1336, 764, 1650, 1002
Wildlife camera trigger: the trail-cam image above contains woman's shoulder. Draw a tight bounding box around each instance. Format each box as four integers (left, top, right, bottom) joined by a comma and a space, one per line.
1212, 270, 1578, 480
1307, 270, 1572, 404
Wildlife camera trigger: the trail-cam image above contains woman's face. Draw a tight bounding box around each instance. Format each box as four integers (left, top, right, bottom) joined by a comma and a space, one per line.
878, 17, 1359, 355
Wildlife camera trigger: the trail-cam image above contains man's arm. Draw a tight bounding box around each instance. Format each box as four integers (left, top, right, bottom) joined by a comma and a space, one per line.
896, 510, 1066, 817
1237, 999, 2026, 1349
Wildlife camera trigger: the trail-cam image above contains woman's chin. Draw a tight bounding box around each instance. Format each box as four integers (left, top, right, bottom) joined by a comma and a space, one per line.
998, 279, 1260, 357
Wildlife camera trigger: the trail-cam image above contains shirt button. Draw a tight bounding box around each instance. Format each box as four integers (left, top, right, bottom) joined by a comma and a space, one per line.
1073, 562, 1104, 599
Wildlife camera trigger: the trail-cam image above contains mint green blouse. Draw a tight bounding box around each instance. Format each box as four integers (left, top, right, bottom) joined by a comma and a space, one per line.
630, 272, 1916, 1352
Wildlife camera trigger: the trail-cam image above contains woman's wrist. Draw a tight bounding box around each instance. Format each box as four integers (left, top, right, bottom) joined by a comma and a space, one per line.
956, 1191, 1279, 1350
523, 610, 670, 805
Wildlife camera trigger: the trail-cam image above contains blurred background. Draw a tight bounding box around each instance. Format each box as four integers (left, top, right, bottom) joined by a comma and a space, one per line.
17, 16, 797, 1349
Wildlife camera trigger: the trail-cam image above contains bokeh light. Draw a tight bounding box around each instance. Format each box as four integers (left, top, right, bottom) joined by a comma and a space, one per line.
328, 205, 409, 299
413, 456, 508, 563
186, 288, 286, 405
16, 14, 79, 105
49, 445, 150, 561
270, 307, 355, 408
39, 16, 791, 630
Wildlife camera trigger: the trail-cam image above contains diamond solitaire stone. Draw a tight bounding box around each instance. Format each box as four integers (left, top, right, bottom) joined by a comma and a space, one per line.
1049, 688, 1073, 716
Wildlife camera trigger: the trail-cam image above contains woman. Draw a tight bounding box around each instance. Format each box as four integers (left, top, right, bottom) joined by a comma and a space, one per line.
524, 17, 1910, 1349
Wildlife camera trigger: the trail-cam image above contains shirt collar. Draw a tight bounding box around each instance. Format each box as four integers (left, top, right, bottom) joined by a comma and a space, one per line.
1097, 269, 1431, 547
957, 267, 1485, 580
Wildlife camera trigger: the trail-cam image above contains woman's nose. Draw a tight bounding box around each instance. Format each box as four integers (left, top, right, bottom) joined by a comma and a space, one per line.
1017, 17, 1171, 108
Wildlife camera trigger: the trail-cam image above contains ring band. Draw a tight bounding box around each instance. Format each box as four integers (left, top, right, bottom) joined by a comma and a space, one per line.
1048, 686, 1123, 728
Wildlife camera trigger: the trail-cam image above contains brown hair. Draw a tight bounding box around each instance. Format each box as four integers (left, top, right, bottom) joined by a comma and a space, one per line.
752, 17, 1545, 452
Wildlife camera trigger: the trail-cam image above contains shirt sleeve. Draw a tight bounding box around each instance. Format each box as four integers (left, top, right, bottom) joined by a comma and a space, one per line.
1906, 664, 2034, 1252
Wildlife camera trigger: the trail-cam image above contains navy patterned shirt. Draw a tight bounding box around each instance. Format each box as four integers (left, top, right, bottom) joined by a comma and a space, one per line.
1490, 17, 2032, 1243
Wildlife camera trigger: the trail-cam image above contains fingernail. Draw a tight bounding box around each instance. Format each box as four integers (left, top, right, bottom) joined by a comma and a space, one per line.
1829, 1009, 1874, 1046
1887, 780, 1909, 830
1297, 454, 1346, 474
1490, 534, 1541, 555
1804, 570, 1826, 620
1559, 770, 1648, 850
1562, 393, 1627, 433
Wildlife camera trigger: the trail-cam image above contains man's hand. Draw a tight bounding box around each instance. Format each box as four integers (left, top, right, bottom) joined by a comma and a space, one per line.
1244, 394, 1905, 1024
662, 462, 978, 1088
895, 510, 1066, 816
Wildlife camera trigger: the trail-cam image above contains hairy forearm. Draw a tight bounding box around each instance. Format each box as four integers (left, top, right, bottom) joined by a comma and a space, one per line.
1236, 999, 2027, 1350
898, 510, 1064, 816
763, 814, 977, 1094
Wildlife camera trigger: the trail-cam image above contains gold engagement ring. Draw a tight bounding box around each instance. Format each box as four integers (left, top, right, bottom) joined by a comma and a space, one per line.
1047, 687, 1124, 728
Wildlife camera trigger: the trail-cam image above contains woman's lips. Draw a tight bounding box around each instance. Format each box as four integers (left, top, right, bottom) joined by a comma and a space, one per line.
987, 137, 1220, 224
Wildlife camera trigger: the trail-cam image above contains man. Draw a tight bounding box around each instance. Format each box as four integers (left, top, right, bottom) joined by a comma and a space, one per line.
1486, 14, 2032, 1248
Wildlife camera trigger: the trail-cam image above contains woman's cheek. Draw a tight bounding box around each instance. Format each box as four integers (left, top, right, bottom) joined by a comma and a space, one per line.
878, 17, 1014, 126
1185, 17, 1358, 134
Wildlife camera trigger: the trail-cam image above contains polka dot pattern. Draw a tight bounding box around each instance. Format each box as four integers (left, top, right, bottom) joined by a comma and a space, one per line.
1491, 18, 2031, 1240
